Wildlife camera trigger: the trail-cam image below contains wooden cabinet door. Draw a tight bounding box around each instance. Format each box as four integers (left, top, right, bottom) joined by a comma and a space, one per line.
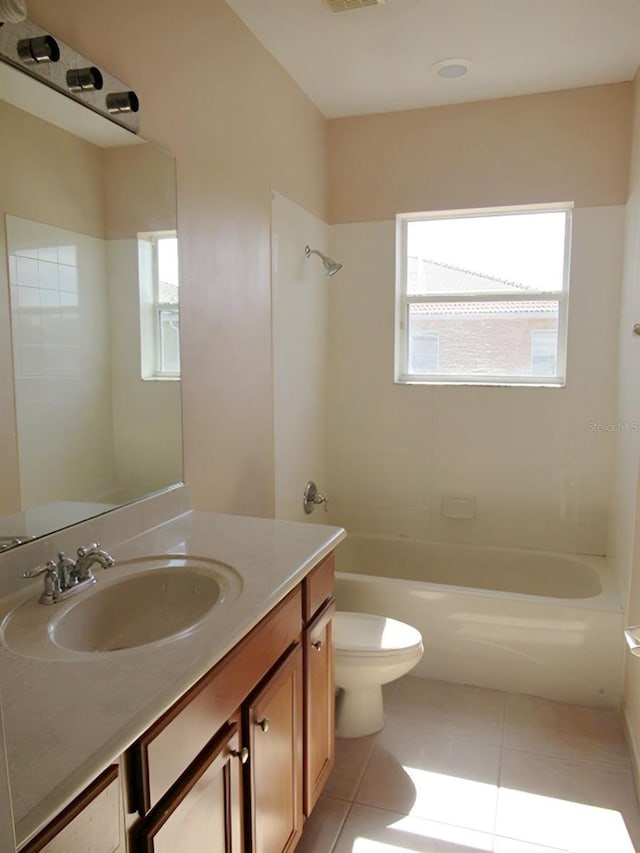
130, 587, 302, 816
246, 644, 304, 853
135, 719, 244, 853
304, 597, 336, 816
21, 766, 122, 853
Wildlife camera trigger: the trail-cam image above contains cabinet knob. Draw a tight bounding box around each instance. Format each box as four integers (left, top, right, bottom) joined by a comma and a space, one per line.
230, 746, 249, 764
311, 640, 323, 651
256, 717, 270, 733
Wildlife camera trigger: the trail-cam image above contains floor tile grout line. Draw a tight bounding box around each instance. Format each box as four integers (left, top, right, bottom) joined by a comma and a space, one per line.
377, 718, 508, 748
493, 689, 507, 841
501, 743, 633, 771
331, 798, 504, 849
499, 689, 508, 749
349, 728, 382, 804
491, 829, 574, 853
383, 680, 401, 718
328, 799, 355, 853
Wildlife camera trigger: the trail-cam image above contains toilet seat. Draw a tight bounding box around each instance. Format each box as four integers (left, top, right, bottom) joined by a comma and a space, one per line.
334, 611, 423, 659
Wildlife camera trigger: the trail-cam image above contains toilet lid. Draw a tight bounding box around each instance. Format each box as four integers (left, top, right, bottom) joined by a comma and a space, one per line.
334, 611, 423, 655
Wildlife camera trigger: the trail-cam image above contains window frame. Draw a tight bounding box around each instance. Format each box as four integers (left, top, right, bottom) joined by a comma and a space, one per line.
394, 203, 573, 387
138, 230, 180, 381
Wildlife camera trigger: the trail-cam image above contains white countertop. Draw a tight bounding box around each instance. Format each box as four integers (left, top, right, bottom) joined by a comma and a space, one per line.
0, 510, 345, 848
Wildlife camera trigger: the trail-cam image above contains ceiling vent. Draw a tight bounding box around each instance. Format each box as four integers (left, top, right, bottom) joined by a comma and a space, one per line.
325, 0, 385, 12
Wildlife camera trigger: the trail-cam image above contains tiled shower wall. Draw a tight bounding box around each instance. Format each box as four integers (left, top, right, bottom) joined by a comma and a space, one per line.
7, 216, 117, 509
326, 207, 625, 555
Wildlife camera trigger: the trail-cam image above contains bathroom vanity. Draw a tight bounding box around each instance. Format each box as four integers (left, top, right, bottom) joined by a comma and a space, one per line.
0, 506, 344, 852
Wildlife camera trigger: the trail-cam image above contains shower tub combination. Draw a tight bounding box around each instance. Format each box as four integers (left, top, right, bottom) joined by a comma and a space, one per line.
335, 535, 624, 707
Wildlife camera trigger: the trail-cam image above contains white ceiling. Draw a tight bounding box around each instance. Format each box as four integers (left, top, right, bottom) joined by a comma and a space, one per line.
225, 0, 640, 118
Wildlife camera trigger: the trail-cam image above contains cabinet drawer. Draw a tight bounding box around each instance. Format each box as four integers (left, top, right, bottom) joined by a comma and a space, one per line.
302, 553, 335, 623
130, 586, 302, 814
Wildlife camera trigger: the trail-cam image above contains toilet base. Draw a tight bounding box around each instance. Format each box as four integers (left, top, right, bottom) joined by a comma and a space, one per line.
335, 684, 384, 738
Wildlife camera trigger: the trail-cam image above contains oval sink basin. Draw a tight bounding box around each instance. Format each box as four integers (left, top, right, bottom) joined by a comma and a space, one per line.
0, 555, 242, 659
51, 567, 222, 652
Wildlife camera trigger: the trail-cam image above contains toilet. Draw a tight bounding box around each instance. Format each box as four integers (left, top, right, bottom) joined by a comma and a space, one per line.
333, 611, 424, 738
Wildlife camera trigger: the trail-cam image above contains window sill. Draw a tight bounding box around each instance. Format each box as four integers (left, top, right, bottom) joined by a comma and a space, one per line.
395, 378, 566, 388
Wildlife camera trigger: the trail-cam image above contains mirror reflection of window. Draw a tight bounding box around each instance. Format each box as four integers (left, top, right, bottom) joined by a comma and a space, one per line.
138, 231, 180, 380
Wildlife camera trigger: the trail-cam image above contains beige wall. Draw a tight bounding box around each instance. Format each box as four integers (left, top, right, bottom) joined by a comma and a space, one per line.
328, 83, 632, 223
28, 0, 328, 519
104, 144, 177, 239
0, 101, 106, 237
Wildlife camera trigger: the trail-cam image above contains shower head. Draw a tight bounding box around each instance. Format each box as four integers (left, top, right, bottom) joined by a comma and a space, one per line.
305, 245, 342, 277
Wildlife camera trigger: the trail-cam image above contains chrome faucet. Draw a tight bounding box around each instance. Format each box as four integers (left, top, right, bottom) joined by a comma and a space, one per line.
23, 543, 115, 605
74, 544, 115, 580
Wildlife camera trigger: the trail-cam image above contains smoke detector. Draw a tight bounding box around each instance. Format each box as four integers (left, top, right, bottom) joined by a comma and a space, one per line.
325, 0, 385, 12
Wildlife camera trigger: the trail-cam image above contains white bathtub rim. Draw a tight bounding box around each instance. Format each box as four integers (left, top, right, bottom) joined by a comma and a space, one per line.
337, 533, 606, 568
335, 568, 622, 614
335, 534, 621, 613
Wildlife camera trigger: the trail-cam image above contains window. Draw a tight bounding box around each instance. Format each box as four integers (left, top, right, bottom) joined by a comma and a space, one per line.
409, 332, 439, 373
138, 232, 180, 379
395, 204, 572, 386
531, 329, 558, 376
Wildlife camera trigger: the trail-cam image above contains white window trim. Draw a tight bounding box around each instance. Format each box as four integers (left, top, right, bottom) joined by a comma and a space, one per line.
394, 203, 572, 387
138, 230, 180, 381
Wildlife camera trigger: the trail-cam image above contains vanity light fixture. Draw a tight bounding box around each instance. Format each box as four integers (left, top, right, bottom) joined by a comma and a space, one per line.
305, 245, 343, 277
66, 66, 103, 93
0, 17, 140, 133
17, 34, 59, 64
106, 90, 139, 114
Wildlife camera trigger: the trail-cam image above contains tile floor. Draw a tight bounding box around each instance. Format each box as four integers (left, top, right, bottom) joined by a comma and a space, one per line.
297, 677, 640, 853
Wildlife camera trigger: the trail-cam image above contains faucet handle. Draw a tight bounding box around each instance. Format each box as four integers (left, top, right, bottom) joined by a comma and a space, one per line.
23, 560, 61, 604
23, 560, 58, 579
303, 481, 329, 515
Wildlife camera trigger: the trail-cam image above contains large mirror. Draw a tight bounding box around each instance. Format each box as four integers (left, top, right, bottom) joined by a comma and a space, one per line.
0, 62, 183, 551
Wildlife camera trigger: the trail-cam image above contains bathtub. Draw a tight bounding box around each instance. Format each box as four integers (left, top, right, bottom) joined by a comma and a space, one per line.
335, 535, 624, 707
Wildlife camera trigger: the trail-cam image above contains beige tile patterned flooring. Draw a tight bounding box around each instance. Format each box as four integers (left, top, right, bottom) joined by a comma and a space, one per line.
297, 677, 640, 853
